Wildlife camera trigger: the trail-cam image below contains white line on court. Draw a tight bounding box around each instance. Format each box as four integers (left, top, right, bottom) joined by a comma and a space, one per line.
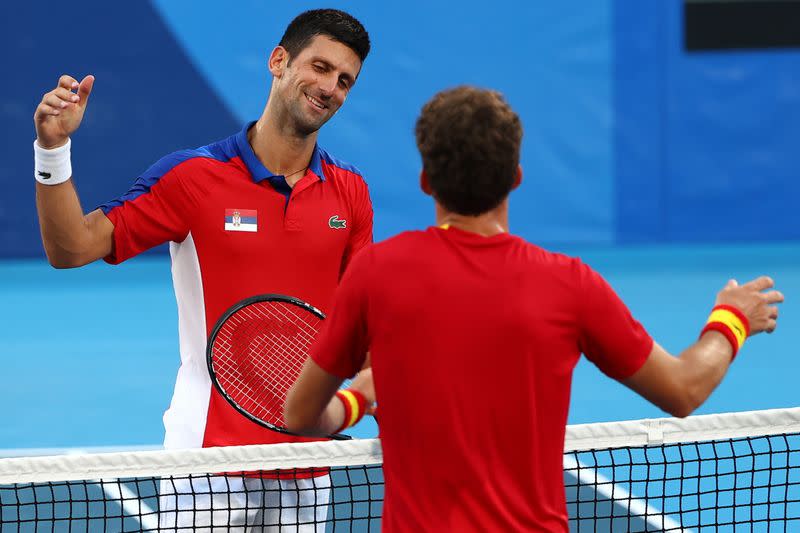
98, 479, 159, 532
563, 455, 687, 532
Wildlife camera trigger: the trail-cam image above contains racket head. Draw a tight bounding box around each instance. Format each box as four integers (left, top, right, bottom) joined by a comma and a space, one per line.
207, 294, 350, 440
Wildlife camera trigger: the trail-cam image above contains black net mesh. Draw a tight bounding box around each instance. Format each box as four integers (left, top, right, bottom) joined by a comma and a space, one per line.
2, 414, 799, 531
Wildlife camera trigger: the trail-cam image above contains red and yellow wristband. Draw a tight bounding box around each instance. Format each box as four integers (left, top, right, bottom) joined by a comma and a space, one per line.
700, 304, 750, 360
334, 389, 368, 434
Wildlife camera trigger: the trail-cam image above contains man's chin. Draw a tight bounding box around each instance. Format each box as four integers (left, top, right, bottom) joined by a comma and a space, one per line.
294, 116, 329, 137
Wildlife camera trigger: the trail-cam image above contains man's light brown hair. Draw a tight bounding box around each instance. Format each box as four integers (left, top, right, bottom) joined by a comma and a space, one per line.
415, 86, 523, 216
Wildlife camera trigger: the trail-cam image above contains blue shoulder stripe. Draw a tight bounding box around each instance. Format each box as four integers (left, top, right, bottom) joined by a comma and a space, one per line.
317, 146, 364, 178
98, 135, 237, 214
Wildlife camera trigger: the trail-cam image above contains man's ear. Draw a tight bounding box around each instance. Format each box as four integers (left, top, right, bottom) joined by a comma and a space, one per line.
512, 165, 523, 190
420, 170, 433, 196
268, 46, 289, 77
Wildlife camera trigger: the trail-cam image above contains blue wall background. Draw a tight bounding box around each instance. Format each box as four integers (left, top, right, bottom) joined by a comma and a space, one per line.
615, 1, 800, 243
1, 0, 798, 257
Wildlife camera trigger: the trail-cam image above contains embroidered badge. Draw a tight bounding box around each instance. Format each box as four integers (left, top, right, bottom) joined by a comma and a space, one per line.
328, 215, 347, 229
225, 209, 257, 232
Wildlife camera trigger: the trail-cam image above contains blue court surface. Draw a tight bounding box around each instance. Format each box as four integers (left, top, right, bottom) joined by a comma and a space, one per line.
1, 241, 797, 450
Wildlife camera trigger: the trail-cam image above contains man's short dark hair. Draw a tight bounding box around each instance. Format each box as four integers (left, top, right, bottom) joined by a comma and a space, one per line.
415, 86, 523, 216
280, 9, 370, 64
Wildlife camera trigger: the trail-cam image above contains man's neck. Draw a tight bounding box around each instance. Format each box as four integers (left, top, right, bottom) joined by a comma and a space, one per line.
248, 109, 317, 187
435, 202, 509, 237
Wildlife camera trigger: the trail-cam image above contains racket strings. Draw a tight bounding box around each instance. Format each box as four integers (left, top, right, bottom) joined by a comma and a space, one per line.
216, 315, 313, 419
211, 301, 321, 424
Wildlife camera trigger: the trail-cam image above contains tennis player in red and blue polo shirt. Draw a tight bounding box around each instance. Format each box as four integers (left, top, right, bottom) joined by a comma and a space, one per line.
32, 9, 372, 531
285, 88, 783, 531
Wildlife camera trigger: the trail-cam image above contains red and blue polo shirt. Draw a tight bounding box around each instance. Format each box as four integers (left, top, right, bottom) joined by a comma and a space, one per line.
99, 122, 373, 449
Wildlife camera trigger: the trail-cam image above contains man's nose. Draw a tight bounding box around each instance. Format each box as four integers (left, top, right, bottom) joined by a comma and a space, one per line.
317, 74, 337, 96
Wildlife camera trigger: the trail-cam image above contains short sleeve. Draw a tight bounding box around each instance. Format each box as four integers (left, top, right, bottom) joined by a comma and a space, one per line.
312, 246, 373, 379
339, 177, 373, 277
99, 153, 195, 264
577, 262, 653, 380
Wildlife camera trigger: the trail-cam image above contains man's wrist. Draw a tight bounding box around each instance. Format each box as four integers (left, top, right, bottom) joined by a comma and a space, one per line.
35, 138, 70, 150
333, 389, 368, 434
700, 304, 750, 360
34, 138, 72, 185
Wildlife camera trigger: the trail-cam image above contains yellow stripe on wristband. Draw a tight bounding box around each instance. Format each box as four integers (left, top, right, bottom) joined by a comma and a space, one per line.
338, 390, 362, 428
707, 308, 747, 349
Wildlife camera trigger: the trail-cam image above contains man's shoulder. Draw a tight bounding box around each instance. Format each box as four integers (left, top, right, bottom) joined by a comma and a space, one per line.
366, 230, 432, 258
514, 237, 578, 264
316, 146, 366, 182
148, 133, 240, 178
344, 231, 426, 275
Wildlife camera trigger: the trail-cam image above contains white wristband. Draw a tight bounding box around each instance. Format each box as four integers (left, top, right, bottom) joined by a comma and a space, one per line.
34, 139, 72, 185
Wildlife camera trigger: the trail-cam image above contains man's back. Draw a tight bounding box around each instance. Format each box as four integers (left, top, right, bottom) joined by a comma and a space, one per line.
292, 85, 783, 533
315, 226, 652, 531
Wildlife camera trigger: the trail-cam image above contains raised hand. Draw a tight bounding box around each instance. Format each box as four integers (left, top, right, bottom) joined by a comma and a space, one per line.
34, 75, 95, 149
715, 276, 784, 335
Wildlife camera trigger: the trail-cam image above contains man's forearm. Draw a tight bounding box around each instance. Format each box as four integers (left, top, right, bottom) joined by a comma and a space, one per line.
675, 331, 734, 415
624, 334, 734, 418
285, 359, 347, 435
285, 394, 346, 436
285, 361, 375, 436
36, 182, 111, 267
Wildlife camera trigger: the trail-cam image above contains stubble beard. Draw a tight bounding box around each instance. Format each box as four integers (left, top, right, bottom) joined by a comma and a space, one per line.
288, 93, 331, 137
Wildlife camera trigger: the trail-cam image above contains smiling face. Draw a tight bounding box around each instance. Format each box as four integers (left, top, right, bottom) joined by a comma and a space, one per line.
268, 35, 362, 137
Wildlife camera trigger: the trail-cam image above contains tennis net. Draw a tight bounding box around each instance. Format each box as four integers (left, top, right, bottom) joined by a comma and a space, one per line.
1, 407, 798, 532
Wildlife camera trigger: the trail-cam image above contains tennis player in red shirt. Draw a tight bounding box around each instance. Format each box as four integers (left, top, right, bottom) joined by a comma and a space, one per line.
33, 9, 373, 531
285, 86, 784, 532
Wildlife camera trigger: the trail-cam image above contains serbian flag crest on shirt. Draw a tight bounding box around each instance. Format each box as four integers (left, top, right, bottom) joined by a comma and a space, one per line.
224, 209, 257, 232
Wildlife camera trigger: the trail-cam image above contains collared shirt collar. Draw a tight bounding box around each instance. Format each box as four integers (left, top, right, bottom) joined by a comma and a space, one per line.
234, 121, 325, 183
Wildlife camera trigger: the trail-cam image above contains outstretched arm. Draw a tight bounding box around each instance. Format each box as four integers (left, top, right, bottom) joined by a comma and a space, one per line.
34, 74, 114, 268
285, 364, 375, 436
623, 276, 783, 417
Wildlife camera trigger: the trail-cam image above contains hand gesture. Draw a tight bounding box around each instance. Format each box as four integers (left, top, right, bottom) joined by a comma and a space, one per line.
715, 276, 783, 335
34, 75, 95, 149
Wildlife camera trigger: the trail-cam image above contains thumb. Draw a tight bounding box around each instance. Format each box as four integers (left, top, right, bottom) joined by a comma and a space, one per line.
726, 279, 739, 289
77, 75, 95, 108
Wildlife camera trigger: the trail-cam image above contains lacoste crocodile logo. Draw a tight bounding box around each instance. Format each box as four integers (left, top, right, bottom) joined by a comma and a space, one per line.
328, 215, 347, 229
37, 171, 52, 180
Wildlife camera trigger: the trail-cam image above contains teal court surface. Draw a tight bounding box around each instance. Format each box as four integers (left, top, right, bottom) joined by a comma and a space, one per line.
2, 242, 797, 449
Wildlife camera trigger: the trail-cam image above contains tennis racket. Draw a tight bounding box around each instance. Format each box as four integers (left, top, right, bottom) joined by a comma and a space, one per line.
206, 294, 351, 440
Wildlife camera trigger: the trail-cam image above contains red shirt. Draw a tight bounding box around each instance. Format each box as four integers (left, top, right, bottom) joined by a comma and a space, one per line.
311, 226, 652, 532
100, 123, 373, 449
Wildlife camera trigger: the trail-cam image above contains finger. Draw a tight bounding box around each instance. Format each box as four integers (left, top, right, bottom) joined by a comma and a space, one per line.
768, 305, 779, 320
76, 75, 95, 108
51, 87, 80, 103
762, 290, 784, 305
765, 318, 777, 334
42, 94, 73, 111
35, 102, 62, 117
44, 93, 73, 110
58, 74, 79, 91
741, 276, 774, 292
725, 279, 739, 289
